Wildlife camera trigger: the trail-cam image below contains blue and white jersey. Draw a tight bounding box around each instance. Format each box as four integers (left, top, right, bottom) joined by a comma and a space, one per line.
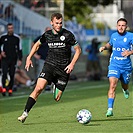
109, 31, 133, 70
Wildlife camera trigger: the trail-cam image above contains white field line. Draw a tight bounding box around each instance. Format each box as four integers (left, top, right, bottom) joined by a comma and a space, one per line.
0, 84, 109, 101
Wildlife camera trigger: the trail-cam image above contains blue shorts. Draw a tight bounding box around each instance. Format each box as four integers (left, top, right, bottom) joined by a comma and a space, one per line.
108, 65, 132, 84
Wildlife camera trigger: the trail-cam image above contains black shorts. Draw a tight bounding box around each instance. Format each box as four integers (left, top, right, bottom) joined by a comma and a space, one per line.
38, 63, 70, 91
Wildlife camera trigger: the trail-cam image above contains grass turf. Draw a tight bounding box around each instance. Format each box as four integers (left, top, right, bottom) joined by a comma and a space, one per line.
0, 80, 132, 133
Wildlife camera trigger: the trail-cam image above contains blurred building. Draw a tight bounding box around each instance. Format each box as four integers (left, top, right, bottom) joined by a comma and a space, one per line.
122, 0, 133, 30
92, 0, 133, 30
92, 0, 124, 30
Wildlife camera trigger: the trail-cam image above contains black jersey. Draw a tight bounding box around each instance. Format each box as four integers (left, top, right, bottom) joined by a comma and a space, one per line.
0, 33, 22, 61
40, 28, 78, 68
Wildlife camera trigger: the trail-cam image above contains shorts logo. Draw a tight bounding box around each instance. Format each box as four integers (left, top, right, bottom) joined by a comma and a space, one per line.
109, 70, 118, 75
60, 36, 65, 41
126, 73, 132, 80
40, 72, 45, 77
57, 80, 66, 85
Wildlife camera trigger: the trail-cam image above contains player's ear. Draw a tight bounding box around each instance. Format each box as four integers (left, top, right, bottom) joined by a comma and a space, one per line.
50, 21, 53, 26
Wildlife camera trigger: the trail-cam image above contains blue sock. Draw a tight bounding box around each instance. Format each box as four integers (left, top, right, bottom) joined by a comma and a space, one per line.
108, 98, 114, 109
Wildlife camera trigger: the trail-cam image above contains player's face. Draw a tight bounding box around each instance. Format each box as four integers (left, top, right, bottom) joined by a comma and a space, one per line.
51, 17, 62, 34
7, 25, 14, 35
117, 21, 127, 34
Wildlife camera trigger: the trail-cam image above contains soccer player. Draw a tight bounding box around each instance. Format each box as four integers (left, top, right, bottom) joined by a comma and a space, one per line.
31, 27, 51, 78
99, 18, 133, 117
0, 23, 22, 96
18, 13, 81, 123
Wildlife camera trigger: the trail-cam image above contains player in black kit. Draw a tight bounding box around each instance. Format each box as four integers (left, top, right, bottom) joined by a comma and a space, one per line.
18, 13, 81, 123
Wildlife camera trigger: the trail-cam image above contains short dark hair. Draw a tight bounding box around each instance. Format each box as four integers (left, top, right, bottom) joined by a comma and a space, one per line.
7, 23, 13, 27
117, 18, 127, 25
51, 13, 63, 21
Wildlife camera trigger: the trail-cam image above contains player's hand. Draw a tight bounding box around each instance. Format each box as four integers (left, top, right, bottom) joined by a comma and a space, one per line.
64, 64, 74, 74
121, 50, 131, 57
1, 51, 6, 57
99, 46, 105, 52
25, 58, 33, 71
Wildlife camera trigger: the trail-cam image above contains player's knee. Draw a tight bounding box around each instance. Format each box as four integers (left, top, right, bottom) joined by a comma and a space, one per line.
35, 86, 44, 93
110, 83, 117, 90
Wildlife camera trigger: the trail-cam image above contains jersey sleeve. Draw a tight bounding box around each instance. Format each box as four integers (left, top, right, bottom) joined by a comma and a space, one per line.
39, 33, 46, 44
130, 34, 133, 45
68, 32, 78, 46
33, 36, 41, 43
108, 35, 113, 46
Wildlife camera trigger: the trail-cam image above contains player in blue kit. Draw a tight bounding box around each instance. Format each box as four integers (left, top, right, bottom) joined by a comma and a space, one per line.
99, 18, 133, 117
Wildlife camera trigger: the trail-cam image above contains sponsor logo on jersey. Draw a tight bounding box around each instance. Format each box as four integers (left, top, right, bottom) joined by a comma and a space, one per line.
113, 47, 129, 51
114, 56, 127, 60
48, 42, 66, 48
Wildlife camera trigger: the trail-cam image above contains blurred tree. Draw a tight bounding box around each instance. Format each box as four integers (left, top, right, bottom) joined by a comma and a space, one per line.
64, 0, 113, 29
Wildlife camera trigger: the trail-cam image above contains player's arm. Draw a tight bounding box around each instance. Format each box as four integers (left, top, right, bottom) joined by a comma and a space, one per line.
31, 39, 41, 59
65, 44, 81, 74
99, 43, 112, 52
121, 49, 133, 57
25, 40, 41, 71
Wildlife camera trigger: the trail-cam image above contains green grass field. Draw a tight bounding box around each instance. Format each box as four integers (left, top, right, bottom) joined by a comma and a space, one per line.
0, 80, 133, 133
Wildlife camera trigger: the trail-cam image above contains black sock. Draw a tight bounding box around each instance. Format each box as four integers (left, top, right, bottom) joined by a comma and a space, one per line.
24, 97, 36, 113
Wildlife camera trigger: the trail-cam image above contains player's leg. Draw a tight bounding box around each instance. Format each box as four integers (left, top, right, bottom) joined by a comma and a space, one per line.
1, 61, 8, 96
8, 61, 17, 96
53, 84, 63, 102
106, 77, 119, 117
121, 82, 129, 99
18, 78, 48, 123
106, 66, 120, 117
53, 68, 69, 102
120, 70, 132, 99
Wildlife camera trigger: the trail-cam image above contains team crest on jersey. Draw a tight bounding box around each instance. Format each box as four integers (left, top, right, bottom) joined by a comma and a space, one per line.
123, 37, 127, 42
60, 35, 65, 41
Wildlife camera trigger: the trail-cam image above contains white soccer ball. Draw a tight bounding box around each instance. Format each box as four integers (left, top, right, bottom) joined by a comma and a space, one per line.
76, 109, 92, 124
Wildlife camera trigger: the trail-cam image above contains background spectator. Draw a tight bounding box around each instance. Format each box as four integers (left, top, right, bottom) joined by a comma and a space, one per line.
85, 38, 101, 81
4, 3, 14, 19
13, 67, 35, 91
0, 2, 3, 18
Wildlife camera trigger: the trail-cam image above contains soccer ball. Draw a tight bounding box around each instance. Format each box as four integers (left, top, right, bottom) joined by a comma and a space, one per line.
76, 109, 92, 124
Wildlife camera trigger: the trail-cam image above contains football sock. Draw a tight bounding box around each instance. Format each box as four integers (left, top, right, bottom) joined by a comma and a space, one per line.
54, 87, 62, 99
108, 98, 114, 109
54, 87, 59, 99
24, 97, 36, 113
